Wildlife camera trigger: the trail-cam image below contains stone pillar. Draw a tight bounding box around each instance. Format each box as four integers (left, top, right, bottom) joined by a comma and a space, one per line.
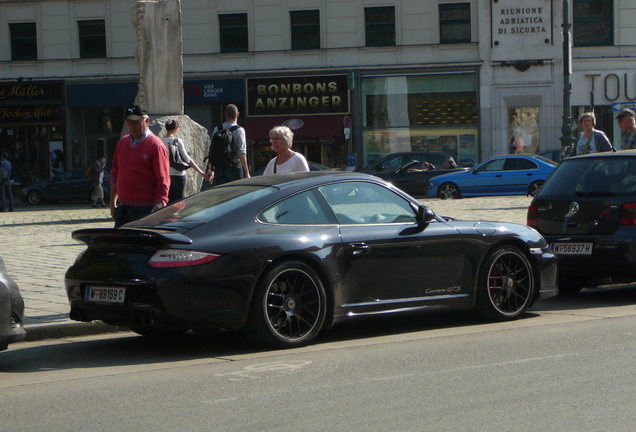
131, 0, 183, 115
128, 0, 211, 196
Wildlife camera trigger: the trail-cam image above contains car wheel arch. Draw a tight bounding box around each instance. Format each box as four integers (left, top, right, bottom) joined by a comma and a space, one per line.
246, 253, 336, 329
471, 239, 540, 299
473, 240, 540, 320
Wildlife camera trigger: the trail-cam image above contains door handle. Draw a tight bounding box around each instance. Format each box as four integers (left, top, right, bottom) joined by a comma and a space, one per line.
349, 243, 370, 255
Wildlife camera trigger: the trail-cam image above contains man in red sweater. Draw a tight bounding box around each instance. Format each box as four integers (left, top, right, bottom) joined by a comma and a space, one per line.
109, 104, 170, 227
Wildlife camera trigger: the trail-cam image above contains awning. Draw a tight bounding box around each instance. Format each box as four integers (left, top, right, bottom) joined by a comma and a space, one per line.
244, 115, 346, 146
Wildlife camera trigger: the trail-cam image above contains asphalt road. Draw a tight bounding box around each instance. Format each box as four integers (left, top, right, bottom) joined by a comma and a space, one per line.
2, 286, 636, 431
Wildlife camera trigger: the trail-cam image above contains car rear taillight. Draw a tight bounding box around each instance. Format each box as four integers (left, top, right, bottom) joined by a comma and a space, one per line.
620, 203, 636, 226
148, 249, 222, 268
527, 204, 538, 227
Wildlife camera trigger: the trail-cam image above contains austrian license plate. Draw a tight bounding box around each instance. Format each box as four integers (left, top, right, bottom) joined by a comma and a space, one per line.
551, 242, 593, 255
85, 286, 126, 304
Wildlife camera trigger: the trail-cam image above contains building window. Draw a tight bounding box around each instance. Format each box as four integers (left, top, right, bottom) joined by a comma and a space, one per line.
10, 23, 37, 61
365, 6, 395, 47
290, 10, 320, 50
78, 20, 106, 59
573, 0, 613, 46
219, 13, 248, 53
439, 3, 471, 44
361, 73, 479, 167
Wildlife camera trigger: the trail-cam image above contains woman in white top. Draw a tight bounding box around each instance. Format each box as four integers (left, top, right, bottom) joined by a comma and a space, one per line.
161, 119, 209, 203
263, 126, 310, 175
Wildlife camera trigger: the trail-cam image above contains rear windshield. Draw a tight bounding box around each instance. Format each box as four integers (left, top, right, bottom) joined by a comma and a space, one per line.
134, 185, 276, 224
538, 156, 636, 196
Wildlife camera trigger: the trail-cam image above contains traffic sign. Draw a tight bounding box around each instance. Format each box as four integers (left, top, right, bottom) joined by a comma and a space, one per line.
612, 102, 636, 111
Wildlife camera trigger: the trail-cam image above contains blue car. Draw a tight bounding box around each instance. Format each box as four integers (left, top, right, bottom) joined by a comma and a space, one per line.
427, 154, 558, 199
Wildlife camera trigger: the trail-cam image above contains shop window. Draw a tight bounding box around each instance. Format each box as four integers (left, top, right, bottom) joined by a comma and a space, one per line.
10, 22, 37, 61
219, 13, 248, 53
78, 20, 107, 59
439, 3, 471, 44
290, 10, 320, 50
361, 74, 479, 167
573, 0, 613, 47
365, 6, 395, 47
508, 107, 540, 155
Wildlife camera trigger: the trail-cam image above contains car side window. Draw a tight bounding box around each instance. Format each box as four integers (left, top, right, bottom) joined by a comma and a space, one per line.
318, 181, 417, 224
259, 190, 331, 225
504, 158, 537, 171
382, 156, 403, 170
477, 159, 505, 172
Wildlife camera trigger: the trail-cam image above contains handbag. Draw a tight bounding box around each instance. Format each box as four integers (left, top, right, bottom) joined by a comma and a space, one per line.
169, 138, 191, 171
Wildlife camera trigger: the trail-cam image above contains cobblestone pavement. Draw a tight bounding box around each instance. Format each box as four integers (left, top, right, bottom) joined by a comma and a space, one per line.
0, 195, 534, 341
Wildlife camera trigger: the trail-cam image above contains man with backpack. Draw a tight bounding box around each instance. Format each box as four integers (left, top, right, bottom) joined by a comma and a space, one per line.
206, 104, 250, 186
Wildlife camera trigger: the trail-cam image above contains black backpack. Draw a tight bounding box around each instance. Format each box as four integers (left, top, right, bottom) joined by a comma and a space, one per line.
208, 124, 239, 168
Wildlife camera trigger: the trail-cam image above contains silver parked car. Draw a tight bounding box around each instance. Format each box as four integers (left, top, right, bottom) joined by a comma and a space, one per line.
0, 256, 26, 351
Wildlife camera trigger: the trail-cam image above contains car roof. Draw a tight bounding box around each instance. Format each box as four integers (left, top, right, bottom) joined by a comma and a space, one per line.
215, 171, 383, 191
566, 149, 636, 159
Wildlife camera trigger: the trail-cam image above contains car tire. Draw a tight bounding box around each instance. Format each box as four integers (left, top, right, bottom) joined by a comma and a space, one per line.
242, 260, 327, 349
438, 182, 461, 199
528, 180, 544, 197
26, 190, 43, 205
474, 245, 535, 321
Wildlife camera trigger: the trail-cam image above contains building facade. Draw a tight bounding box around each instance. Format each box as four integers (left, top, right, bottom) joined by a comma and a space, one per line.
0, 0, 634, 187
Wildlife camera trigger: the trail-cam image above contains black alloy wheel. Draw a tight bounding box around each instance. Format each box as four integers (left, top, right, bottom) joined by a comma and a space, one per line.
243, 260, 326, 348
475, 245, 535, 320
27, 190, 43, 205
528, 180, 544, 197
438, 182, 460, 199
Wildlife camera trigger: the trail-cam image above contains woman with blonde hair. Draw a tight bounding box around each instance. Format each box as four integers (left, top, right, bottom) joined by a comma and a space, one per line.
263, 125, 310, 174
569, 112, 613, 157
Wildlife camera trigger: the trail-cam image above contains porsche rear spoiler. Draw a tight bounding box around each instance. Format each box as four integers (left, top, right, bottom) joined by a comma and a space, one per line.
72, 228, 193, 246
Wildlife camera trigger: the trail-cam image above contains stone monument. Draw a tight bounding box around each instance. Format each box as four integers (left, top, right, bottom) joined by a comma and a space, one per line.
129, 0, 210, 195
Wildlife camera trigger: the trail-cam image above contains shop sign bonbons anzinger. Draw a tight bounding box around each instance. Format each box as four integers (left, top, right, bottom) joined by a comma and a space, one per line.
247, 75, 350, 117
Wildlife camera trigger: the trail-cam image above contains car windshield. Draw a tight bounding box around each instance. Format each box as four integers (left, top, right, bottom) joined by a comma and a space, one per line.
538, 156, 636, 196
137, 185, 276, 223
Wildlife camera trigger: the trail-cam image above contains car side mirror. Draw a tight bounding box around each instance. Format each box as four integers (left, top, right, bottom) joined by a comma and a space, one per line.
411, 202, 435, 224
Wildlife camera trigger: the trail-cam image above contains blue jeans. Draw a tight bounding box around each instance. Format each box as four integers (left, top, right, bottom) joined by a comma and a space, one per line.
214, 163, 243, 186
169, 175, 186, 203
0, 180, 13, 211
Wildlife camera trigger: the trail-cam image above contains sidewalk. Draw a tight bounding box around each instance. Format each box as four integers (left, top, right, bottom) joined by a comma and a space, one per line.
0, 195, 533, 342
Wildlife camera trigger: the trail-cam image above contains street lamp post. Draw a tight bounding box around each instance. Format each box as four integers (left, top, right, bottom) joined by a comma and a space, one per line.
560, 0, 576, 158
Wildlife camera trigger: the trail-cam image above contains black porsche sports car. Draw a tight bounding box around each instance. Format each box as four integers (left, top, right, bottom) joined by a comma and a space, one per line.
66, 172, 558, 348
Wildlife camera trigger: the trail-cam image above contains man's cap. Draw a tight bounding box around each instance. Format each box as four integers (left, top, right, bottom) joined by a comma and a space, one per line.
615, 109, 635, 119
125, 104, 149, 120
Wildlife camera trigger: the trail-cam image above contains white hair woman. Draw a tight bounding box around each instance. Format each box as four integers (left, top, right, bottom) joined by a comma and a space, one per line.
263, 125, 310, 175
569, 112, 613, 157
